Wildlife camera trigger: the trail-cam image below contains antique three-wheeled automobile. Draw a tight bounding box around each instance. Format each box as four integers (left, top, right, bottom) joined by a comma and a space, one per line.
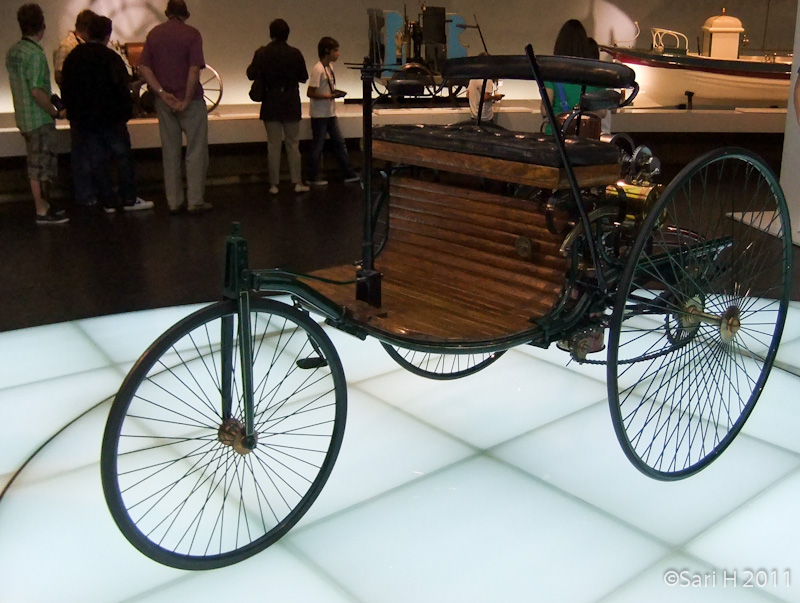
100, 46, 792, 569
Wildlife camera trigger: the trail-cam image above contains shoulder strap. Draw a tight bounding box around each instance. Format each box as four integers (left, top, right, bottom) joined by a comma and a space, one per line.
554, 82, 571, 113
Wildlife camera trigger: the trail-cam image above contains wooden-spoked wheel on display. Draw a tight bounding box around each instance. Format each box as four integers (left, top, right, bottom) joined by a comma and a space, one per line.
201, 65, 223, 113
123, 43, 222, 114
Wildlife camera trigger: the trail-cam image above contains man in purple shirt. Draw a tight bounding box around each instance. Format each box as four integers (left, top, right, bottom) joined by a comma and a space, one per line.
138, 0, 210, 214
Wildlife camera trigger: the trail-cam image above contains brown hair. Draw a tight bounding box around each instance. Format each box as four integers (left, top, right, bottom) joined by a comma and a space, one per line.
17, 3, 44, 37
553, 19, 593, 58
75, 9, 95, 33
318, 36, 338, 59
165, 0, 190, 19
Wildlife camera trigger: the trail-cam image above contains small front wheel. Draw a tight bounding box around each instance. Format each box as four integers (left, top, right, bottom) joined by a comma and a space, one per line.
101, 299, 346, 569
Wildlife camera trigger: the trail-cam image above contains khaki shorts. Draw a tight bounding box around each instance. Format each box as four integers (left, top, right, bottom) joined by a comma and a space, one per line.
22, 124, 58, 182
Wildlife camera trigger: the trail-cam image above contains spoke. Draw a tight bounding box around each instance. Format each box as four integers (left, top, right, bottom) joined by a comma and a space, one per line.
105, 303, 343, 566
609, 151, 789, 478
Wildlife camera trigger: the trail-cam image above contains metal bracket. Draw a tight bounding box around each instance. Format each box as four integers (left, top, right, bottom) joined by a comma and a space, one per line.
356, 268, 383, 307
223, 222, 251, 300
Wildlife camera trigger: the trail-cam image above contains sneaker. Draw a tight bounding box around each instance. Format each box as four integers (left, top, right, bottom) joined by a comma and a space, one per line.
309, 180, 328, 186
103, 205, 118, 214
36, 210, 69, 225
293, 183, 310, 193
343, 174, 360, 183
123, 197, 154, 212
187, 202, 213, 214
269, 185, 279, 195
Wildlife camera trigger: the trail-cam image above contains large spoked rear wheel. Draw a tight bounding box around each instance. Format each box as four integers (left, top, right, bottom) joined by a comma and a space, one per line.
607, 148, 791, 480
101, 299, 346, 569
382, 343, 505, 380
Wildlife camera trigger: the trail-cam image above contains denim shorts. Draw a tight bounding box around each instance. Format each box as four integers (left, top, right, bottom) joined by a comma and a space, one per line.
22, 124, 58, 182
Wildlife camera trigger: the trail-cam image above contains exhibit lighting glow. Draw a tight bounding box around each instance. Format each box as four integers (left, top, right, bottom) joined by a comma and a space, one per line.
591, 0, 638, 48
62, 0, 162, 43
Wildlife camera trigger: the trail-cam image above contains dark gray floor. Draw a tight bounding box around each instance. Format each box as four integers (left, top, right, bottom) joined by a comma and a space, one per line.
0, 132, 793, 332
0, 161, 364, 331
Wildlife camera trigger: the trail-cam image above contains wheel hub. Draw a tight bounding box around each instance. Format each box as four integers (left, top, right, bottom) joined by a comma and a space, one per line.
720, 306, 741, 344
678, 297, 703, 331
218, 418, 257, 455
557, 327, 605, 361
683, 303, 741, 345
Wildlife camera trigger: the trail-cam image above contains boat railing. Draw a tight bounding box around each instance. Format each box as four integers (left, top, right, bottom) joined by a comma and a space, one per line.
651, 28, 689, 54
739, 51, 793, 65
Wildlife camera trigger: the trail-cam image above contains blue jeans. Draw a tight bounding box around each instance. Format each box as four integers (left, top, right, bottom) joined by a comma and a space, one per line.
70, 128, 97, 205
72, 123, 137, 209
308, 117, 356, 181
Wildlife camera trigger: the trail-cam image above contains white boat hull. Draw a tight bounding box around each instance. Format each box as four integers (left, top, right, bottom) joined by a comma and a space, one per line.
626, 62, 789, 107
602, 48, 790, 108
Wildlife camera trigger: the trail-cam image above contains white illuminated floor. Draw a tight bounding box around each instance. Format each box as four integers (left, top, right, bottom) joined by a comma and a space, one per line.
3, 301, 800, 602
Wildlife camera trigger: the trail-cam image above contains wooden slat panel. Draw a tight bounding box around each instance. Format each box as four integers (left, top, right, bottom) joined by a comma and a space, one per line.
300, 174, 574, 343
389, 226, 567, 274
376, 250, 560, 312
374, 140, 620, 188
390, 185, 559, 243
385, 240, 565, 292
389, 206, 563, 258
393, 176, 553, 224
391, 189, 554, 238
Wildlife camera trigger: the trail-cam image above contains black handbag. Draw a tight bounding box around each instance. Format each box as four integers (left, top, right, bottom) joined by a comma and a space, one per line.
249, 78, 264, 102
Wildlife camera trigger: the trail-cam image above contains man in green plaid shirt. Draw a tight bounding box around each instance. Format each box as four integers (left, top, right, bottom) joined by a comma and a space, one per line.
6, 3, 68, 224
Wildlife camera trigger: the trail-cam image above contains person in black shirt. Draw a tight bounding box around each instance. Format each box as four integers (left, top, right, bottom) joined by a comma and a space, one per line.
247, 19, 309, 195
61, 14, 152, 212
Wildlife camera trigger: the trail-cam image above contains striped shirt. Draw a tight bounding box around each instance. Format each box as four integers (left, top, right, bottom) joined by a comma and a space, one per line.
5, 37, 54, 133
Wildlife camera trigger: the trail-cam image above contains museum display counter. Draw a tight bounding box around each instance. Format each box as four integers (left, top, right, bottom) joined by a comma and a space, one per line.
0, 99, 788, 158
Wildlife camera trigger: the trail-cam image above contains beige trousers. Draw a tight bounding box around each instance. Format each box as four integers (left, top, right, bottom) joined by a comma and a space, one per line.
264, 120, 302, 185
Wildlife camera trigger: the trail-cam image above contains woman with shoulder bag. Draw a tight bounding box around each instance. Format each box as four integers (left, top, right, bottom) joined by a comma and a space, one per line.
246, 18, 309, 194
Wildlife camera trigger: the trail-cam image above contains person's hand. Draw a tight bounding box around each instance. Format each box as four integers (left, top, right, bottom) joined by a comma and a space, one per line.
174, 99, 190, 112
159, 90, 181, 110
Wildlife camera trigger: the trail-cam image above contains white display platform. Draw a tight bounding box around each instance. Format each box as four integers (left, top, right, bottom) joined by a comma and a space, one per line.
610, 106, 788, 134
0, 101, 541, 158
3, 300, 800, 602
0, 100, 787, 158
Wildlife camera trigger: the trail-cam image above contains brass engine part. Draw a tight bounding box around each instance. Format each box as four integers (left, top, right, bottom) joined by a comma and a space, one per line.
604, 180, 663, 228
